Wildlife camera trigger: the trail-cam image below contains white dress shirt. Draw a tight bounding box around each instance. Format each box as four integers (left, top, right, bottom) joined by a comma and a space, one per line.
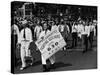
18, 27, 33, 43
34, 25, 42, 39
11, 24, 19, 35
66, 25, 70, 33
81, 25, 90, 37
89, 25, 96, 36
58, 24, 64, 32
39, 30, 50, 39
77, 24, 83, 33
77, 24, 83, 38
72, 25, 78, 33
51, 25, 58, 31
38, 30, 55, 65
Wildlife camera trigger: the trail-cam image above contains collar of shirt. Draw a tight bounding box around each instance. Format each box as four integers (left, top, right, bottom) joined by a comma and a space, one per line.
72, 25, 77, 32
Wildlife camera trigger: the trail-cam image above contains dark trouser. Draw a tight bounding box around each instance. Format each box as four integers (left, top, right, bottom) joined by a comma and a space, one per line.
96, 26, 97, 36
43, 65, 49, 72
82, 34, 88, 51
72, 32, 77, 48
60, 32, 66, 47
89, 32, 94, 48
11, 34, 18, 68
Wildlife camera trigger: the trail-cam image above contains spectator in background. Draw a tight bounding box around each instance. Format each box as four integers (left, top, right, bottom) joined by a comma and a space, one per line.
71, 22, 78, 48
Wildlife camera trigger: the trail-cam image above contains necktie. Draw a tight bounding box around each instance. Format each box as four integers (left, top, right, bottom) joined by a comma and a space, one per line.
59, 25, 61, 32
84, 26, 85, 32
23, 28, 26, 39
45, 30, 47, 35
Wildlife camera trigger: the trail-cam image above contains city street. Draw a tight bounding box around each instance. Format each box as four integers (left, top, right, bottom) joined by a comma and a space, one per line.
14, 36, 97, 74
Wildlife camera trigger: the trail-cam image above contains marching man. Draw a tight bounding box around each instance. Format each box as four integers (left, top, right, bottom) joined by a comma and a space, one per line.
39, 22, 55, 72
58, 21, 65, 50
11, 22, 20, 67
77, 20, 83, 39
80, 21, 90, 53
88, 21, 96, 49
17, 21, 33, 70
72, 22, 78, 48
58, 20, 69, 50
34, 20, 43, 40
51, 21, 58, 31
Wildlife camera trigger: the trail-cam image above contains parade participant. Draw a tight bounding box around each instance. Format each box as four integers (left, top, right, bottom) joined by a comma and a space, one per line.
72, 22, 78, 48
58, 21, 65, 50
77, 20, 83, 39
63, 20, 70, 50
11, 23, 20, 67
39, 22, 55, 72
34, 20, 43, 40
88, 22, 96, 49
58, 20, 64, 37
17, 21, 33, 70
51, 21, 58, 31
93, 20, 97, 36
58, 20, 68, 50
55, 18, 59, 26
81, 21, 90, 53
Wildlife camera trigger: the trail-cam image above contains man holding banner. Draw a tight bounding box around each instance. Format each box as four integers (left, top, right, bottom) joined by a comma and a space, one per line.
36, 22, 66, 72
38, 22, 55, 71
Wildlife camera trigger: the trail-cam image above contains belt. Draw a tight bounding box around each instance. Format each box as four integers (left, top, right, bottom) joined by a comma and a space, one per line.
21, 40, 30, 42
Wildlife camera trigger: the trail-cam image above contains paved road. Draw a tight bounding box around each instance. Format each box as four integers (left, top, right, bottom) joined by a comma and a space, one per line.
14, 36, 97, 74
14, 48, 97, 74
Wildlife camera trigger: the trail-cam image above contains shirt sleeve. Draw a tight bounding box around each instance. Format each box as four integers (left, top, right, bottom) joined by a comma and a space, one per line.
87, 26, 90, 37
38, 31, 44, 39
34, 26, 37, 33
40, 26, 43, 32
72, 25, 73, 33
93, 26, 96, 36
67, 25, 70, 33
29, 29, 33, 42
16, 26, 20, 41
18, 31, 21, 44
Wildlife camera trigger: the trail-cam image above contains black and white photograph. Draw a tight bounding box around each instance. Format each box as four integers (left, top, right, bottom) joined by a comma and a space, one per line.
11, 1, 97, 74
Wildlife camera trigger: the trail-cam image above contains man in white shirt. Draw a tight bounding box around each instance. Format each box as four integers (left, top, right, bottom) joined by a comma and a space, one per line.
58, 22, 65, 50
63, 21, 70, 50
18, 22, 33, 70
11, 24, 20, 37
72, 22, 78, 48
58, 21, 69, 50
39, 22, 55, 72
77, 21, 83, 39
11, 23, 20, 67
88, 22, 96, 48
51, 21, 58, 31
58, 22, 64, 33
93, 20, 97, 36
34, 21, 43, 40
81, 21, 90, 53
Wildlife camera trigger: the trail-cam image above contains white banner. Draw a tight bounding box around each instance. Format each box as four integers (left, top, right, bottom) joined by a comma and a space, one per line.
35, 28, 66, 60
